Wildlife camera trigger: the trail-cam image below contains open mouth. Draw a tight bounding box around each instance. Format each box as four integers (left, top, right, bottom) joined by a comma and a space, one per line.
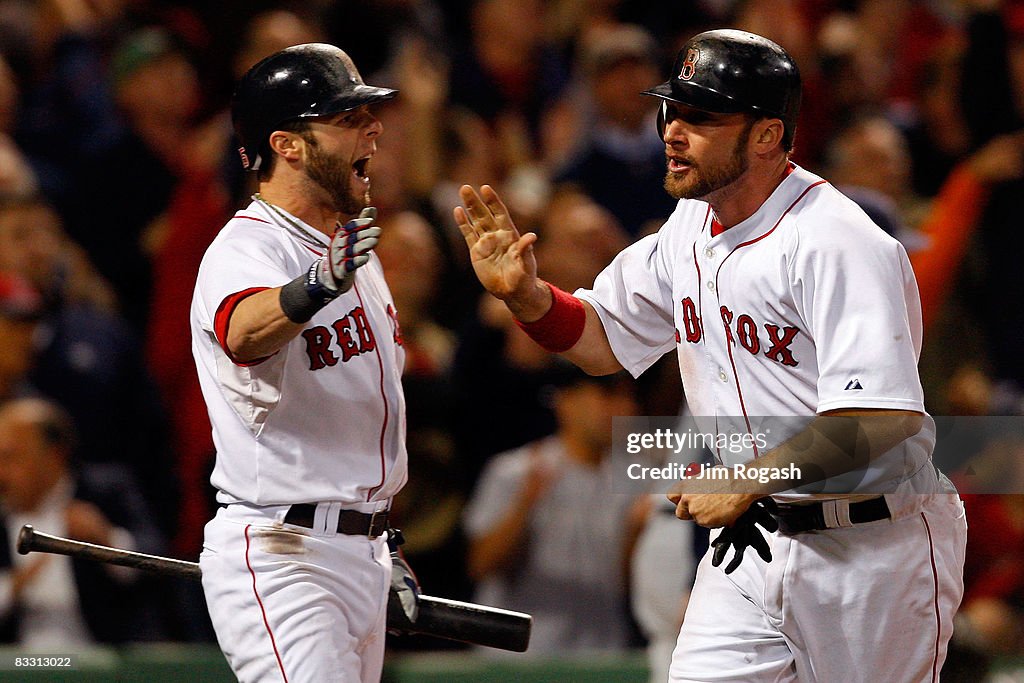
352, 156, 371, 182
667, 156, 691, 174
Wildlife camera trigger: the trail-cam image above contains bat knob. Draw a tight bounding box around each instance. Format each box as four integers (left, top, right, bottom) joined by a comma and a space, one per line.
16, 525, 35, 555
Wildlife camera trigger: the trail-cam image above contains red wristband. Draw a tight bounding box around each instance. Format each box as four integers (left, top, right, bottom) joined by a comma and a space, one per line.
514, 281, 586, 353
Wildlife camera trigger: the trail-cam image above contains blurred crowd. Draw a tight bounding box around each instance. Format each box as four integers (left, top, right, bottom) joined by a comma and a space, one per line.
0, 0, 1022, 678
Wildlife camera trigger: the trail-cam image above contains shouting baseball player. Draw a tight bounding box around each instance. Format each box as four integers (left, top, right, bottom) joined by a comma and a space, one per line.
191, 44, 414, 682
456, 29, 967, 682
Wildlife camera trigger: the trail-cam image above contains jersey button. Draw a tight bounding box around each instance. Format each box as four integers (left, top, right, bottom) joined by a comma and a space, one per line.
707, 281, 715, 291
704, 248, 714, 258
718, 369, 728, 382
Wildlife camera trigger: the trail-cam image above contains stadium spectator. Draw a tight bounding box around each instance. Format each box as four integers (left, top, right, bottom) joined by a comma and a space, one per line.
448, 0, 570, 171
0, 272, 42, 403
0, 397, 167, 646
67, 26, 202, 333
463, 368, 638, 655
554, 24, 677, 237
0, 196, 177, 538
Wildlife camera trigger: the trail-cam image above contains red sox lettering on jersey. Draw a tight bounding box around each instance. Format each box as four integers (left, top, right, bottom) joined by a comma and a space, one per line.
303, 306, 377, 369
302, 304, 404, 369
678, 297, 801, 367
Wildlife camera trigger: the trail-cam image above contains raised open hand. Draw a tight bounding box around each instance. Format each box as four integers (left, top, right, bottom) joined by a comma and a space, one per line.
454, 185, 539, 303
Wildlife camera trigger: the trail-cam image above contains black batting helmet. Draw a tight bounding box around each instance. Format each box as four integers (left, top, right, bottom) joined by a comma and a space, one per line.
642, 29, 801, 148
231, 43, 398, 171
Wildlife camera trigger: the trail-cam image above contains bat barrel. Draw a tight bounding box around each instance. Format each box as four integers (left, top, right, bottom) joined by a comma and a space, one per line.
411, 596, 531, 653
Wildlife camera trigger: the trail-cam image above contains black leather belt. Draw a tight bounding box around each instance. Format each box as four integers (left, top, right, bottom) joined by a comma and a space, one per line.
772, 497, 890, 534
284, 504, 389, 538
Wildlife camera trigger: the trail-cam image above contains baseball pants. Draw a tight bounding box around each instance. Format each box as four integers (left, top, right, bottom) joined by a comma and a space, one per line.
200, 503, 391, 683
669, 493, 967, 683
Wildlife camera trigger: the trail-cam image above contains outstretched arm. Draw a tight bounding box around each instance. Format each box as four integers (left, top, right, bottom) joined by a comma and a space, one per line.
224, 288, 306, 363
668, 408, 925, 528
454, 184, 622, 375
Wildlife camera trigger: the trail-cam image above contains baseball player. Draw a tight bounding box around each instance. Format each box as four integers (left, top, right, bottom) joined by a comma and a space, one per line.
455, 29, 967, 683
190, 44, 414, 682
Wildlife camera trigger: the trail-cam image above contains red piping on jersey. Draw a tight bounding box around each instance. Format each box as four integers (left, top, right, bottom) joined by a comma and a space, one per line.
235, 214, 272, 225
236, 213, 323, 256
214, 287, 274, 366
716, 180, 827, 268
694, 206, 718, 457
723, 324, 757, 456
353, 280, 389, 500
922, 512, 941, 683
713, 179, 828, 455
245, 524, 290, 683
691, 242, 704, 342
694, 205, 710, 344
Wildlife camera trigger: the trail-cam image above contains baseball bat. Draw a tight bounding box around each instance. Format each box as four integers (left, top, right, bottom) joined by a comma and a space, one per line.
17, 525, 531, 652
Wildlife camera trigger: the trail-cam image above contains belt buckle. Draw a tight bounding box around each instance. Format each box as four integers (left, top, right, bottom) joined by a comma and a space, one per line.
368, 509, 388, 539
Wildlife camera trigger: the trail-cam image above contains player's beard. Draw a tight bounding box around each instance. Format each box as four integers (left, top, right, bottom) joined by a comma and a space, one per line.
303, 134, 365, 215
664, 120, 754, 200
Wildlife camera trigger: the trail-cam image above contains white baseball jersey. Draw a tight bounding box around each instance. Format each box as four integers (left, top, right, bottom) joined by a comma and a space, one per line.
577, 164, 936, 496
577, 163, 967, 682
190, 199, 407, 506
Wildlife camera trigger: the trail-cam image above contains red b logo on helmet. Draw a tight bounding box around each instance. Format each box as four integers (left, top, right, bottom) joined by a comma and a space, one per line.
679, 48, 700, 80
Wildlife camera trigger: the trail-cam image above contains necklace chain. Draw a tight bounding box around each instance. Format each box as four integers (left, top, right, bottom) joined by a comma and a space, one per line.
252, 193, 330, 249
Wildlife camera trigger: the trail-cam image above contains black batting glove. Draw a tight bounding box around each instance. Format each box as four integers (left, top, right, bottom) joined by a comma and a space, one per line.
711, 498, 779, 574
386, 529, 420, 632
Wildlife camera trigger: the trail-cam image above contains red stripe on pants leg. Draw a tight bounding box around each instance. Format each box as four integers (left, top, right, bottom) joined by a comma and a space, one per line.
921, 513, 940, 683
245, 524, 290, 682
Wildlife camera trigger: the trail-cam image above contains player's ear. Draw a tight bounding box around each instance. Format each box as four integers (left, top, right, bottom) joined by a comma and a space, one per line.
752, 119, 784, 155
268, 130, 304, 163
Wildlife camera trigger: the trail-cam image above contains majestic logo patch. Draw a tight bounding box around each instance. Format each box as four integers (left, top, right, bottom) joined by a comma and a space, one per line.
845, 379, 864, 390
679, 48, 700, 81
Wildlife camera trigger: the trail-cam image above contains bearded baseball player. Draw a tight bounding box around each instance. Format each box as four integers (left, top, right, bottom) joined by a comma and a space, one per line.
456, 29, 967, 682
190, 44, 415, 682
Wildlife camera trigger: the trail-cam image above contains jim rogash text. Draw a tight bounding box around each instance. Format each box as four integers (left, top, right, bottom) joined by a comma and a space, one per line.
627, 461, 802, 485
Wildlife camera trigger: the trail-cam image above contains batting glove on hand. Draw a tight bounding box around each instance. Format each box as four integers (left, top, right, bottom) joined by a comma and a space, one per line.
386, 529, 420, 631
711, 498, 779, 574
315, 206, 382, 296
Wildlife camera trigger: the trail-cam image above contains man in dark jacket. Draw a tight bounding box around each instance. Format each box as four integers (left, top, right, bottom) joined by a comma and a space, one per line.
0, 397, 167, 645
